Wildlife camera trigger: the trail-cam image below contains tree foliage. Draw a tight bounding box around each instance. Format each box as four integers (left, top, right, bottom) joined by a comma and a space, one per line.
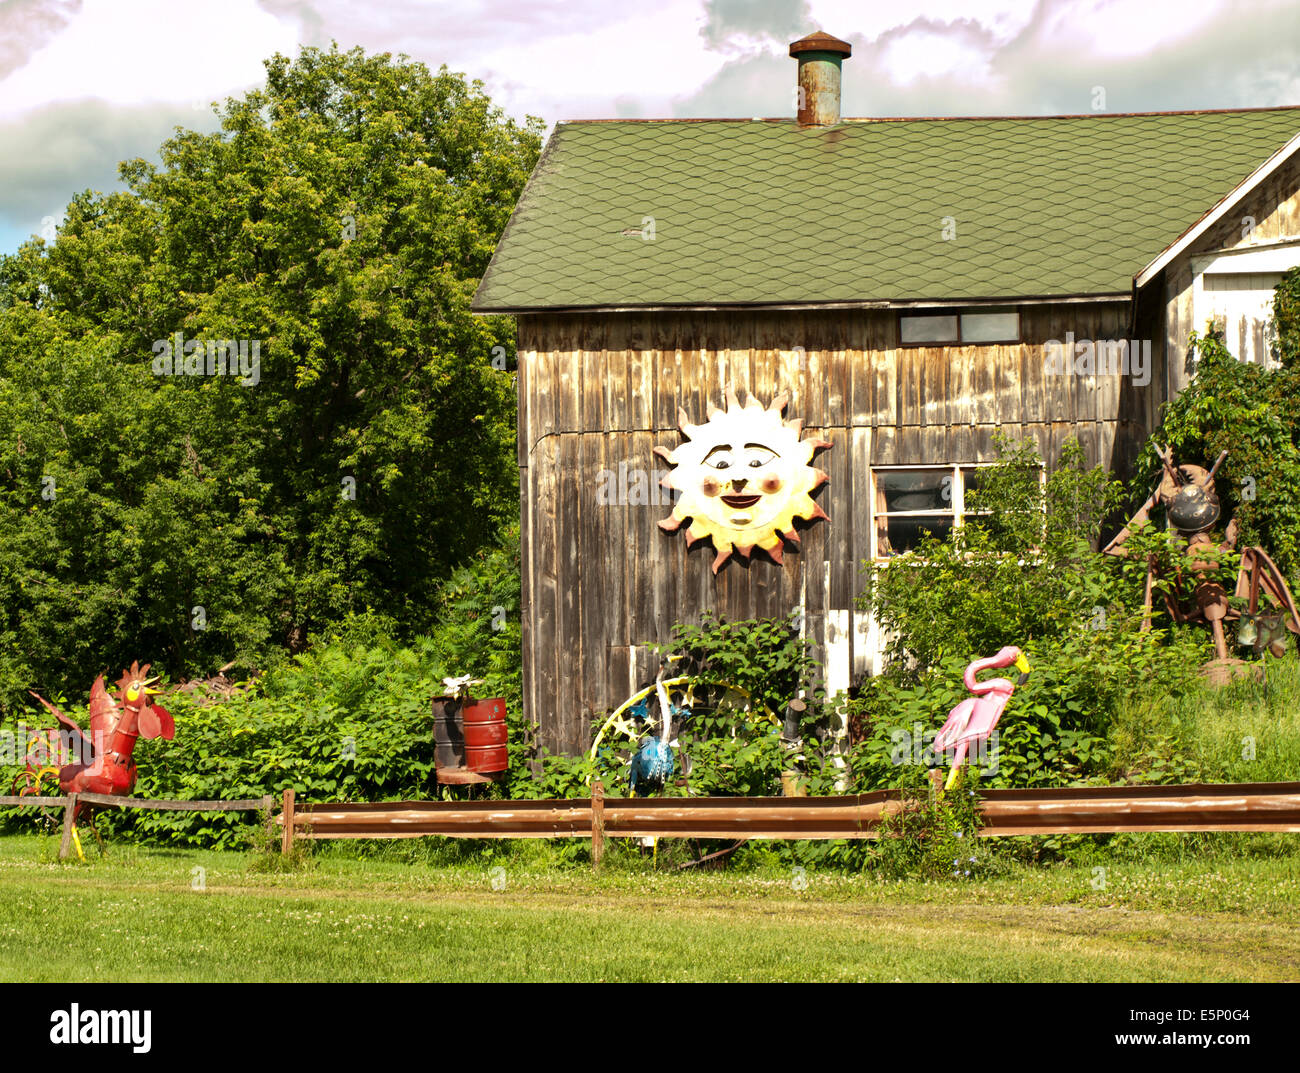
0, 46, 542, 714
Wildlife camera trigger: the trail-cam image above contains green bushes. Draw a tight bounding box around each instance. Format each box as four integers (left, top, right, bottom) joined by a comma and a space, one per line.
1143, 318, 1300, 584
860, 437, 1126, 670
846, 624, 1206, 793
75, 643, 443, 847
867, 765, 994, 881
1, 528, 524, 845
654, 612, 835, 797
848, 435, 1213, 799
531, 612, 831, 801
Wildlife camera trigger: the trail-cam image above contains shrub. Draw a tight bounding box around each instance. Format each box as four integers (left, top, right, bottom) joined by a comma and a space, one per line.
865, 765, 994, 881
0, 529, 525, 845
859, 436, 1127, 671
1142, 323, 1300, 584
850, 435, 1209, 794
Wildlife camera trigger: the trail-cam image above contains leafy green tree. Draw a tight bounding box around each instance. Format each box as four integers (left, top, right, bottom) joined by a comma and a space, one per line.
1272, 265, 1300, 371
0, 46, 542, 714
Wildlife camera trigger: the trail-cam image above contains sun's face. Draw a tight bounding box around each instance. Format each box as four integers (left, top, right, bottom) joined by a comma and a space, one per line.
655, 388, 830, 572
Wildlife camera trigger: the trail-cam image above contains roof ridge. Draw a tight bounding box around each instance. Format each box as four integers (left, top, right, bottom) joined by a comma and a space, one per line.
559, 105, 1300, 125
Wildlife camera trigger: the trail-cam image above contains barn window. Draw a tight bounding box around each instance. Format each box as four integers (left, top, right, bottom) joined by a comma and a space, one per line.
899, 314, 958, 344
960, 311, 1020, 342
871, 463, 1037, 559
899, 309, 1020, 346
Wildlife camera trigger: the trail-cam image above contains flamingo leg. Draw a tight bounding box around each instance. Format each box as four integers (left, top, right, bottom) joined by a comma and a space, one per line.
944, 743, 969, 792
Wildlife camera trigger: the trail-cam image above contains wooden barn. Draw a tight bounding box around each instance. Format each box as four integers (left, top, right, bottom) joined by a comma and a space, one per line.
472, 32, 1300, 757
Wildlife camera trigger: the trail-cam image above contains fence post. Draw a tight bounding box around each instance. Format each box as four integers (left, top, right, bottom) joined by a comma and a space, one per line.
58, 794, 77, 860
281, 788, 295, 856
591, 780, 605, 872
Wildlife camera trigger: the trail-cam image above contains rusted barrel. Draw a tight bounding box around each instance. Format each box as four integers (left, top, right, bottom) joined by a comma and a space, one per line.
463, 697, 508, 772
431, 697, 466, 769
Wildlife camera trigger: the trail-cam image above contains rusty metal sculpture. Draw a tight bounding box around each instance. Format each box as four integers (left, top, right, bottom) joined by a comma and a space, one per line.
1104, 446, 1300, 684
14, 662, 175, 847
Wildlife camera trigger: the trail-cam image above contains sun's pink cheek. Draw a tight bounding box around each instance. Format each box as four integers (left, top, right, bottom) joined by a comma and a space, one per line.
700, 476, 722, 497
759, 475, 783, 494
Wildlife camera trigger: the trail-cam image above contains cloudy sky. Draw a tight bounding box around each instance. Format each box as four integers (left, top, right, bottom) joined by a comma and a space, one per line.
2, 0, 1298, 255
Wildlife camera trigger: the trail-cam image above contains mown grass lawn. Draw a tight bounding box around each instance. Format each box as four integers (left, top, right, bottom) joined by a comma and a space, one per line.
2, 833, 1298, 982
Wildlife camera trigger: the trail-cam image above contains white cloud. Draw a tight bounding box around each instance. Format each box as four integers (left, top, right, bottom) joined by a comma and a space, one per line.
0, 0, 298, 119
875, 24, 993, 87
0, 0, 83, 81
470, 1, 717, 120
0, 0, 1297, 256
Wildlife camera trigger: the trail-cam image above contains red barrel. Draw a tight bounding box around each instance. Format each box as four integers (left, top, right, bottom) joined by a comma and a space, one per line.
463, 697, 508, 772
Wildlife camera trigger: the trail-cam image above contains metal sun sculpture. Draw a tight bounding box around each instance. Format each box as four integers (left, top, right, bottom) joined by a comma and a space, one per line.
655, 388, 831, 572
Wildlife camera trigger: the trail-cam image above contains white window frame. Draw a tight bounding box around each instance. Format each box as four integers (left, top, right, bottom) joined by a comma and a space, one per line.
869, 462, 1045, 561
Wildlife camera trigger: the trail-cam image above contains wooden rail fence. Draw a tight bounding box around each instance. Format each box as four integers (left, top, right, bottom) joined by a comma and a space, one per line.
9, 783, 1297, 865
0, 792, 273, 859
276, 781, 1300, 865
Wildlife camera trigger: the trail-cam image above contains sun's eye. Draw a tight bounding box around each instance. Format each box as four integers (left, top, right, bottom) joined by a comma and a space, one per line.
703, 446, 736, 471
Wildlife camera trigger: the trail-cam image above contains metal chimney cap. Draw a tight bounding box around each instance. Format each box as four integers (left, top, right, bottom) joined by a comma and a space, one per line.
789, 31, 851, 58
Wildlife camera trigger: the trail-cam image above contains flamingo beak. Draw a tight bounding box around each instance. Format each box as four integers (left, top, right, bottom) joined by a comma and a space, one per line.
1014, 652, 1031, 675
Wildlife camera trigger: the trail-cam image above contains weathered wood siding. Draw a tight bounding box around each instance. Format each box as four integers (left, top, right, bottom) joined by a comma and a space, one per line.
1164, 149, 1300, 395
517, 303, 1153, 756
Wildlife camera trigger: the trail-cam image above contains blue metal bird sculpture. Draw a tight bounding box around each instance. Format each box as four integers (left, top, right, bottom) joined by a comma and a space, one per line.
629, 736, 674, 795
627, 666, 687, 796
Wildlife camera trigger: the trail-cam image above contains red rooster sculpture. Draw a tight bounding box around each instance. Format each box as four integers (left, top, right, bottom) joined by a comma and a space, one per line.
27, 661, 175, 805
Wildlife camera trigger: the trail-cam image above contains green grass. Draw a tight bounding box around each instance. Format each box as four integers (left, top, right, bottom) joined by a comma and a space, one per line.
1107, 652, 1300, 784
2, 833, 1298, 982
4, 643, 1297, 981
1181, 656, 1300, 781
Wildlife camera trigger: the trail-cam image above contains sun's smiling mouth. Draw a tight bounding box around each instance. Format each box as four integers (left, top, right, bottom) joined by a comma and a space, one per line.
721, 493, 761, 508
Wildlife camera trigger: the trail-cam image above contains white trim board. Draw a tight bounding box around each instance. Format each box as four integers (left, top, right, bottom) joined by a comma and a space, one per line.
1191, 237, 1300, 276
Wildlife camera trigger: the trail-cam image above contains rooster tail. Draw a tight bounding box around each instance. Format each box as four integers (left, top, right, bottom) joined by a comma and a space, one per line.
28, 690, 85, 738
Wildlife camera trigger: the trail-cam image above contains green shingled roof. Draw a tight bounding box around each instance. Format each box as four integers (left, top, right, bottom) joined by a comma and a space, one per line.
472, 109, 1300, 311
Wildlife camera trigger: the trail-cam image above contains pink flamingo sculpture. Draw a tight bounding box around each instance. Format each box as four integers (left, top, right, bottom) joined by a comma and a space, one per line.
933, 646, 1031, 790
